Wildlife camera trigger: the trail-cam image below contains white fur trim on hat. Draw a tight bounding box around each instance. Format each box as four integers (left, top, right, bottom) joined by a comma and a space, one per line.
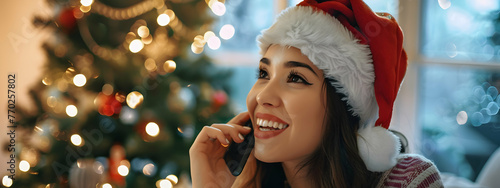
358, 126, 401, 172
257, 6, 377, 126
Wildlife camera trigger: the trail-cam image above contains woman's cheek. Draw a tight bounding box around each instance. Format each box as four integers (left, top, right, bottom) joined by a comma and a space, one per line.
246, 86, 258, 114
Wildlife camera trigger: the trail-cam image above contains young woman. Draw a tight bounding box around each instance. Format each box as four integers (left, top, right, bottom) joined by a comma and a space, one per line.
190, 0, 443, 187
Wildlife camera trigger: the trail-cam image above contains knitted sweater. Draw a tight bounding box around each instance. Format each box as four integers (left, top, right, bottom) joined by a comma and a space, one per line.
377, 154, 443, 188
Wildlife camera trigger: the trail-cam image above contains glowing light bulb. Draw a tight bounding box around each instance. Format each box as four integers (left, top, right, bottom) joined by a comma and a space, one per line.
126, 91, 144, 109
219, 24, 235, 40
129, 39, 144, 53
207, 36, 221, 50
211, 2, 226, 16
73, 74, 87, 87
19, 160, 30, 172
118, 165, 129, 176
102, 183, 112, 188
145, 122, 160, 137
157, 13, 170, 26
66, 105, 78, 117
71, 134, 83, 146
166, 174, 178, 184
2, 176, 12, 187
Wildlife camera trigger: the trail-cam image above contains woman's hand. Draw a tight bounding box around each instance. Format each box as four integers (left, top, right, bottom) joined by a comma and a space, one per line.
189, 112, 252, 188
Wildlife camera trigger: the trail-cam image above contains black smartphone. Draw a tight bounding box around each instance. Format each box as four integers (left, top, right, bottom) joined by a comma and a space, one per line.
223, 120, 255, 176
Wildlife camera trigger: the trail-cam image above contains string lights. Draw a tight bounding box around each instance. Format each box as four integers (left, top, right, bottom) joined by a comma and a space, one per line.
31, 0, 235, 186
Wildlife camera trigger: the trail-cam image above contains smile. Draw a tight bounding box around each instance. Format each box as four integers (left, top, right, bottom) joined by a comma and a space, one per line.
254, 113, 289, 139
256, 118, 289, 131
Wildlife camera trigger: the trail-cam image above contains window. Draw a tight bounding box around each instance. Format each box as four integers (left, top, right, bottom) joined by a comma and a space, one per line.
418, 0, 500, 181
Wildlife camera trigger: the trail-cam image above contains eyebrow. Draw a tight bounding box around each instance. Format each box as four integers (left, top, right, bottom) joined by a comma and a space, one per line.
260, 58, 319, 77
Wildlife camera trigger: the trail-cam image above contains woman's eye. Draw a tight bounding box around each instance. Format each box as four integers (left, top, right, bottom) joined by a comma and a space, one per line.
258, 69, 268, 79
287, 73, 312, 85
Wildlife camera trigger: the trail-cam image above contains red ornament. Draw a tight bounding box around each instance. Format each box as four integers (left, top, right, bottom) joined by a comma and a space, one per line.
212, 90, 228, 111
109, 144, 126, 185
97, 92, 124, 117
58, 8, 77, 33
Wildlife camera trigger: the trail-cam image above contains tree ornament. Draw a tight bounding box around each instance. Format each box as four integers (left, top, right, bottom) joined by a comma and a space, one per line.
97, 92, 124, 117
109, 144, 126, 185
212, 90, 228, 111
58, 7, 78, 33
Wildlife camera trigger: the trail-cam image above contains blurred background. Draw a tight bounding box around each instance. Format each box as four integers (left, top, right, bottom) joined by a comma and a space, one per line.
1, 0, 499, 187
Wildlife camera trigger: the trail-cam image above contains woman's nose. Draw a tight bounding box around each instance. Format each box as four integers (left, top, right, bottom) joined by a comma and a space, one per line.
256, 79, 282, 107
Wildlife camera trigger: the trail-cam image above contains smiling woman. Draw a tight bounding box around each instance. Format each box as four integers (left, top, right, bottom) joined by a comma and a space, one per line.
189, 0, 443, 187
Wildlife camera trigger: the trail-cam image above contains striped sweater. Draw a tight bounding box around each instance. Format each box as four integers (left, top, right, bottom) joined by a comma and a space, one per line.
377, 154, 443, 188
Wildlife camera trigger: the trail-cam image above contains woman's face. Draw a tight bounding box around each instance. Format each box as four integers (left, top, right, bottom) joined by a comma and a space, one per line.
246, 44, 327, 164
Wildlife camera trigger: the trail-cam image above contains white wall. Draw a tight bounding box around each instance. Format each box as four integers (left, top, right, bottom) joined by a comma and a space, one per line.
0, 0, 49, 178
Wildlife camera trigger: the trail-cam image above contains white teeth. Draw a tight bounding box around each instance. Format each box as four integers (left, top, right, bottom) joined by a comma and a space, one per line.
262, 120, 269, 127
273, 122, 278, 128
256, 118, 288, 131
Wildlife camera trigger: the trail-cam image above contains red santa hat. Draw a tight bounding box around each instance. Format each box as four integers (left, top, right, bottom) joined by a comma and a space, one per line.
257, 0, 407, 172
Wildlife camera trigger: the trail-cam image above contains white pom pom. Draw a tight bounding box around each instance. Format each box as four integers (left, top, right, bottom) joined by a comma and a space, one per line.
357, 126, 401, 172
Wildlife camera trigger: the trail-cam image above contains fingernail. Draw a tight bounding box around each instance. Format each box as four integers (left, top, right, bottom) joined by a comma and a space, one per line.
238, 133, 244, 140
225, 138, 230, 144
243, 126, 251, 130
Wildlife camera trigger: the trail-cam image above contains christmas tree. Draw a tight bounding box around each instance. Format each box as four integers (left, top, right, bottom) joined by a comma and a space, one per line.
10, 0, 236, 187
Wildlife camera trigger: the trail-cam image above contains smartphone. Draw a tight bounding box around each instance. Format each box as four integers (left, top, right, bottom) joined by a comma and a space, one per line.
223, 120, 254, 176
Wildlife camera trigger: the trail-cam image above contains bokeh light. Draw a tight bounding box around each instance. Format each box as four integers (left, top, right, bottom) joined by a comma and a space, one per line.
80, 0, 93, 6
456, 111, 467, 125
158, 179, 173, 188
2, 176, 12, 187
126, 91, 144, 109
157, 13, 170, 26
19, 160, 30, 172
203, 31, 216, 42
144, 58, 157, 72
73, 74, 87, 87
129, 39, 144, 53
146, 122, 160, 137
66, 105, 78, 117
438, 0, 451, 9
137, 26, 150, 38
219, 24, 235, 40
207, 36, 221, 50
211, 2, 226, 16
191, 43, 204, 54
163, 60, 176, 73
143, 163, 156, 176
118, 165, 129, 176
166, 174, 178, 184
71, 134, 83, 146
102, 183, 112, 188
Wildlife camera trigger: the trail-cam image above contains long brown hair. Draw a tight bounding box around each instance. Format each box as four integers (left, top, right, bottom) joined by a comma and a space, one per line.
242, 79, 381, 187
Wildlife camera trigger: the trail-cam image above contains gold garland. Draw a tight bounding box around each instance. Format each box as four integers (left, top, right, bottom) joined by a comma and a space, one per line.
90, 0, 163, 20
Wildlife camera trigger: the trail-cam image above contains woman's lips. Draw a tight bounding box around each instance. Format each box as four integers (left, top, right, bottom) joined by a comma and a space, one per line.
253, 113, 289, 139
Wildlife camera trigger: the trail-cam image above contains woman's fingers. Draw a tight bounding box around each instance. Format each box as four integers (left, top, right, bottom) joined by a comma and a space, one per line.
211, 123, 251, 144
193, 112, 253, 146
197, 126, 231, 145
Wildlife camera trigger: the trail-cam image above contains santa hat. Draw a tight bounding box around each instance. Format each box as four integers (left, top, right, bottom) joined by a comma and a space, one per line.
257, 0, 407, 172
